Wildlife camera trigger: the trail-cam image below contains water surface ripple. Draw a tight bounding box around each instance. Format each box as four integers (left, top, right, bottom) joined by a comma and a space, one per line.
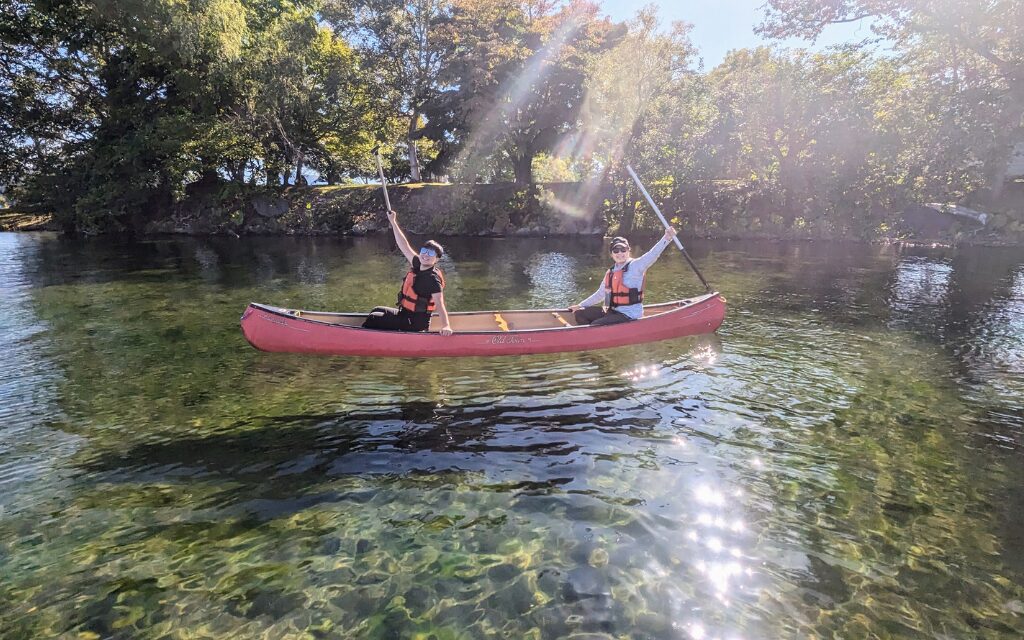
0, 234, 1021, 639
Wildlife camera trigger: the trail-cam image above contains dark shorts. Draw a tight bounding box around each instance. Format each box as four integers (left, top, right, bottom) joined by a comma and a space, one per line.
573, 306, 633, 326
362, 307, 430, 332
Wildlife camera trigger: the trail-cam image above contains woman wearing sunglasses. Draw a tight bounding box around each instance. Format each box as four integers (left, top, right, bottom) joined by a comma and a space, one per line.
569, 226, 678, 326
362, 210, 454, 336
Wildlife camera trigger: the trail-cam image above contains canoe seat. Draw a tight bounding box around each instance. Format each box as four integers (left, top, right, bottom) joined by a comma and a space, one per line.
495, 314, 562, 330
429, 310, 579, 332
430, 313, 503, 332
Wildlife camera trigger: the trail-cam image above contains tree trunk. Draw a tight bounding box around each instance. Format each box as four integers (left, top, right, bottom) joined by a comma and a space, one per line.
986, 165, 1007, 203
618, 178, 635, 234
983, 93, 1024, 204
31, 137, 43, 169
408, 113, 421, 182
512, 151, 533, 184
199, 168, 219, 188
294, 151, 305, 186
984, 143, 1012, 204
229, 161, 245, 183
776, 150, 801, 226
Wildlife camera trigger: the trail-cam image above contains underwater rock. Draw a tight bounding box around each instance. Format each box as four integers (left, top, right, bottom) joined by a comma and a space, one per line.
536, 567, 563, 597
318, 537, 342, 555
403, 585, 432, 615
562, 566, 611, 603
243, 587, 305, 620
487, 563, 519, 584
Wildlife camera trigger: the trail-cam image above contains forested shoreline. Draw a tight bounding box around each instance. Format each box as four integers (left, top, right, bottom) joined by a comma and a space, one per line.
2, 0, 1022, 241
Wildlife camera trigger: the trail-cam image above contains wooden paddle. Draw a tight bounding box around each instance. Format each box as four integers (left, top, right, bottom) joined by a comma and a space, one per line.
626, 165, 711, 292
371, 145, 392, 212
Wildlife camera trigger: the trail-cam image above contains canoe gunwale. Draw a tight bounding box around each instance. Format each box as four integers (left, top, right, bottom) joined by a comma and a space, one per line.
246, 292, 722, 337
241, 293, 726, 356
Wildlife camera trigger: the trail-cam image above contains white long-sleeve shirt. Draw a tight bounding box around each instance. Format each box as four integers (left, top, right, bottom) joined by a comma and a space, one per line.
576, 236, 672, 319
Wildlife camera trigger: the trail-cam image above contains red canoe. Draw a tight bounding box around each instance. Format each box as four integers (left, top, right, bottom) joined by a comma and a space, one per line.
240, 292, 726, 358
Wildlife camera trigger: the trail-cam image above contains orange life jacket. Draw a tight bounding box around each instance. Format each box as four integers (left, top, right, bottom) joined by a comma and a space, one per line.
398, 267, 445, 313
604, 260, 644, 308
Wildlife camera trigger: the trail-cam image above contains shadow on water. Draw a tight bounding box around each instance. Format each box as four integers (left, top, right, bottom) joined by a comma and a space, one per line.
75, 334, 721, 493
76, 402, 590, 479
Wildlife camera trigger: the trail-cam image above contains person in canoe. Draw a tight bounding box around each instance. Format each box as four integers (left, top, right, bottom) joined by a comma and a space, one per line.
569, 227, 678, 326
362, 210, 453, 335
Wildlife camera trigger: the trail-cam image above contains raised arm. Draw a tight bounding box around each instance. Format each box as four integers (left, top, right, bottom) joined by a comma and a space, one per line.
630, 227, 677, 271
387, 210, 417, 263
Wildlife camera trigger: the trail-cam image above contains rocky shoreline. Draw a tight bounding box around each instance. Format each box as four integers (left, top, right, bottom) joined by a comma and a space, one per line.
0, 211, 59, 232
3, 182, 1021, 246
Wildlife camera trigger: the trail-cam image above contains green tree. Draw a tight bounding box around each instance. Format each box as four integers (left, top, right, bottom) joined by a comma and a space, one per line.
580, 8, 698, 232
422, 0, 615, 184
760, 0, 1024, 203
3, 0, 385, 231
8, 0, 257, 230
242, 8, 383, 186
709, 48, 878, 227
333, 0, 453, 181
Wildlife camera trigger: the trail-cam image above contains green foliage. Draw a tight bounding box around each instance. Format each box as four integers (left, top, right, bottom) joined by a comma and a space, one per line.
3, 0, 384, 232
531, 153, 580, 182
760, 0, 1024, 205
420, 0, 618, 184
1, 0, 1020, 239
328, 0, 453, 180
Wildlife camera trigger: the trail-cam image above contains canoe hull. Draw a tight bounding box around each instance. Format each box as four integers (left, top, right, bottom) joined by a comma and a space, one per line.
240, 294, 726, 358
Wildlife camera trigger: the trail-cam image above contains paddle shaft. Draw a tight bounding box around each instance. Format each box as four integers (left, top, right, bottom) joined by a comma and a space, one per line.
625, 165, 711, 291
373, 147, 392, 212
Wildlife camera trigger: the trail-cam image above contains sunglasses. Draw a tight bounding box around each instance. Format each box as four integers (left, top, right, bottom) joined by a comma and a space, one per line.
419, 248, 438, 258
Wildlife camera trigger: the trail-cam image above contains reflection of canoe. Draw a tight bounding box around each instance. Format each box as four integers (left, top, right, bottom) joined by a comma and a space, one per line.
240, 292, 726, 358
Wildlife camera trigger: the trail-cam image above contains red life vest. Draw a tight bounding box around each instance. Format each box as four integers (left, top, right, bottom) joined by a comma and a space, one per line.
398, 267, 445, 313
604, 260, 644, 308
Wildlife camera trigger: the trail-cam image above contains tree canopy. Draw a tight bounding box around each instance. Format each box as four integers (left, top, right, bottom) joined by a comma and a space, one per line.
1, 0, 1020, 237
